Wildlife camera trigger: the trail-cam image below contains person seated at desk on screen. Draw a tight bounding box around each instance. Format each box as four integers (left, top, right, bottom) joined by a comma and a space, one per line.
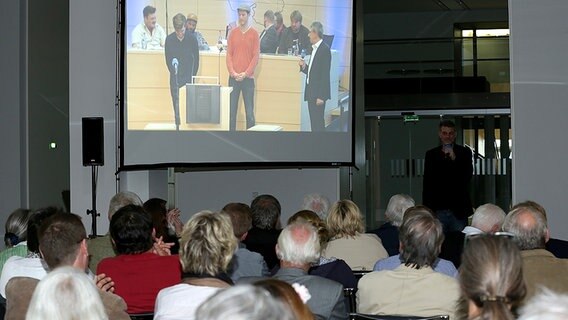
277, 10, 311, 55
185, 13, 210, 51
131, 5, 166, 50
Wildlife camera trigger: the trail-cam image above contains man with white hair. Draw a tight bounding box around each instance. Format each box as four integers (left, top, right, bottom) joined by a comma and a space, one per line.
302, 193, 331, 220
273, 221, 347, 320
518, 289, 568, 320
369, 194, 415, 256
502, 204, 568, 302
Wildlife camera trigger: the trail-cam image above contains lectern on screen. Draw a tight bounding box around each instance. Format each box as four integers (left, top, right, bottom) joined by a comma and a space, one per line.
120, 0, 356, 168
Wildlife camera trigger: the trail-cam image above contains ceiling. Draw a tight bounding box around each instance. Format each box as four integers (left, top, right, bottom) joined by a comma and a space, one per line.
363, 0, 508, 14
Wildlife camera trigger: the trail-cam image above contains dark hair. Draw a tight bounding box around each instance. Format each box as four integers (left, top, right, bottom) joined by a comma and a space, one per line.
264, 10, 275, 22
27, 207, 64, 253
439, 119, 456, 129
39, 213, 86, 269
143, 198, 168, 239
110, 205, 153, 254
290, 10, 302, 23
142, 5, 156, 18
250, 194, 281, 230
399, 206, 443, 268
222, 203, 252, 238
173, 13, 186, 31
275, 12, 283, 24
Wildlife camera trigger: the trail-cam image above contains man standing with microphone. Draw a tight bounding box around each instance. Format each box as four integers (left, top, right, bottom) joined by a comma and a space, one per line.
165, 13, 199, 130
423, 120, 473, 232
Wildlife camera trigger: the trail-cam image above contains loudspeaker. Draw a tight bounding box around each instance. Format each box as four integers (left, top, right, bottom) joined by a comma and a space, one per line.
82, 117, 104, 166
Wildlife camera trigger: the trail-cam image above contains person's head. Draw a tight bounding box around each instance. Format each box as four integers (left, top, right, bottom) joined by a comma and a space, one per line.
179, 211, 237, 275
237, 4, 250, 27
288, 210, 329, 249
254, 279, 314, 320
308, 21, 323, 44
274, 12, 284, 28
172, 13, 186, 40
518, 289, 568, 320
196, 284, 295, 320
276, 221, 320, 267
399, 206, 443, 268
289, 10, 303, 33
185, 13, 198, 33
142, 5, 157, 31
301, 193, 330, 220
27, 207, 63, 254
460, 235, 526, 320
250, 194, 281, 230
471, 203, 506, 233
143, 198, 169, 239
110, 204, 153, 255
438, 119, 457, 145
326, 199, 364, 238
4, 208, 32, 247
222, 202, 252, 241
107, 191, 142, 221
263, 10, 275, 28
26, 266, 108, 320
39, 213, 88, 270
511, 200, 547, 218
385, 194, 415, 227
502, 205, 549, 250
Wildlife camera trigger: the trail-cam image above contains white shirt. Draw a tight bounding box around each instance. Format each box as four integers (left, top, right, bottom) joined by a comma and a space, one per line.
306, 39, 323, 84
154, 283, 221, 320
0, 256, 49, 298
131, 22, 166, 49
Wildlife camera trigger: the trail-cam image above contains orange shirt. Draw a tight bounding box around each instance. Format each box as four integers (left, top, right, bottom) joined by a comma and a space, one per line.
226, 25, 260, 78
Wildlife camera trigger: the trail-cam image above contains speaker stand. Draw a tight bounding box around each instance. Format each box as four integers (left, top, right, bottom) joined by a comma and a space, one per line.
86, 165, 100, 238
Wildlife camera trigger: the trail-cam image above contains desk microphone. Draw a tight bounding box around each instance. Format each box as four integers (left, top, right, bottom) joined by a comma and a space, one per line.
172, 58, 179, 75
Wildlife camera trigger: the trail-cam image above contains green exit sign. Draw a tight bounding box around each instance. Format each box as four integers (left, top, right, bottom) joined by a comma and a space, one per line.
403, 115, 420, 123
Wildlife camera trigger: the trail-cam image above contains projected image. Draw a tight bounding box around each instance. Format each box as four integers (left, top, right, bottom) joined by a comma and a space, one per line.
125, 0, 352, 133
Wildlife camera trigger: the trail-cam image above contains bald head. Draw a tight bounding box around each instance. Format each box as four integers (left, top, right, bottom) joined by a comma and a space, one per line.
276, 222, 320, 266
503, 206, 549, 250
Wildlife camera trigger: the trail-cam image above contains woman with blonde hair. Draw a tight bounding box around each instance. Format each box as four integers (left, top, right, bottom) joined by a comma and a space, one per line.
323, 200, 388, 270
254, 279, 314, 320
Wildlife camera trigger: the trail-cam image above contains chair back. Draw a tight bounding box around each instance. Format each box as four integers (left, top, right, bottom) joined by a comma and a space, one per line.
350, 313, 449, 320
129, 313, 154, 320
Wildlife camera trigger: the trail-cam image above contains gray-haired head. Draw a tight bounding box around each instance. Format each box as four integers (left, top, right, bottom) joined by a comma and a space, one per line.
107, 191, 143, 220
302, 193, 330, 220
250, 194, 281, 230
502, 206, 548, 250
385, 194, 415, 227
518, 289, 568, 320
4, 208, 32, 247
471, 203, 506, 233
276, 221, 320, 266
310, 21, 324, 39
399, 206, 443, 268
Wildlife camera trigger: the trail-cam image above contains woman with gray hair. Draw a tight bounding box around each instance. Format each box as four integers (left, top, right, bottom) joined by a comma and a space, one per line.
369, 194, 415, 256
0, 209, 32, 275
154, 211, 237, 320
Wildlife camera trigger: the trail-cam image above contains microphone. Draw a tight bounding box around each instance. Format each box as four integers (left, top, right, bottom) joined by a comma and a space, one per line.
300, 49, 306, 60
172, 58, 179, 75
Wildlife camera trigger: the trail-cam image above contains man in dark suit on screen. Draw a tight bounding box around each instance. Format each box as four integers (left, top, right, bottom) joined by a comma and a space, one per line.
299, 21, 331, 132
259, 10, 278, 54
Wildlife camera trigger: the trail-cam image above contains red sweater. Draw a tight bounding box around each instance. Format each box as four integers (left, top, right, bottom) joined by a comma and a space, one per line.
97, 252, 181, 314
226, 25, 260, 78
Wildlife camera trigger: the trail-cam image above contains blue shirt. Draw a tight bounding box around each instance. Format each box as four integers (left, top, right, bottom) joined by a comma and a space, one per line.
373, 254, 458, 278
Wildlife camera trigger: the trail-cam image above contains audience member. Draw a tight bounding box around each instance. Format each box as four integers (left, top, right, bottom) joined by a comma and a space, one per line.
0, 209, 32, 275
131, 5, 166, 49
323, 200, 388, 270
196, 284, 295, 320
460, 234, 526, 320
243, 194, 282, 270
97, 205, 181, 314
221, 203, 269, 282
302, 194, 331, 220
154, 211, 237, 320
143, 198, 182, 254
88, 191, 143, 271
0, 207, 61, 298
358, 207, 459, 319
25, 267, 108, 320
260, 10, 278, 54
373, 206, 458, 278
518, 289, 568, 320
254, 279, 314, 320
185, 13, 209, 50
5, 213, 129, 320
369, 194, 415, 256
277, 10, 311, 55
502, 203, 568, 301
274, 221, 347, 320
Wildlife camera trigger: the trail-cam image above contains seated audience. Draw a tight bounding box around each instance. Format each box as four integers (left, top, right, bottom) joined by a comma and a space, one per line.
0, 207, 60, 298
5, 213, 129, 320
288, 210, 357, 289
221, 203, 269, 282
518, 289, 568, 320
373, 206, 458, 278
243, 194, 282, 270
358, 207, 459, 319
369, 194, 415, 256
97, 205, 181, 314
196, 284, 295, 320
143, 198, 183, 254
323, 200, 388, 270
502, 202, 568, 302
88, 191, 143, 271
154, 211, 237, 320
254, 279, 314, 320
274, 221, 347, 320
25, 267, 108, 320
0, 209, 32, 275
302, 193, 331, 220
459, 234, 526, 320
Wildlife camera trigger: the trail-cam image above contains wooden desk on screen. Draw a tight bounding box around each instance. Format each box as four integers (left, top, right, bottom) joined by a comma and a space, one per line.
126, 49, 305, 131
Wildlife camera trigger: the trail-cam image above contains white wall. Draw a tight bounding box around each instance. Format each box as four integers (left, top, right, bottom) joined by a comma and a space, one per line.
510, 0, 568, 240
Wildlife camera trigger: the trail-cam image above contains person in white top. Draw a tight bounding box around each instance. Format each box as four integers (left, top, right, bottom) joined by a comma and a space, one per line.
131, 5, 166, 49
462, 203, 506, 236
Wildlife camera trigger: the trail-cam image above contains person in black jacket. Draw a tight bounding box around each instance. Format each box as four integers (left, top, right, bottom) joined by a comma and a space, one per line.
259, 10, 278, 54
299, 21, 331, 132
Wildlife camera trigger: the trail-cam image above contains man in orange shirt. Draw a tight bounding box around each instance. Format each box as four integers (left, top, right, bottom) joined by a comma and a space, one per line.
226, 4, 260, 131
